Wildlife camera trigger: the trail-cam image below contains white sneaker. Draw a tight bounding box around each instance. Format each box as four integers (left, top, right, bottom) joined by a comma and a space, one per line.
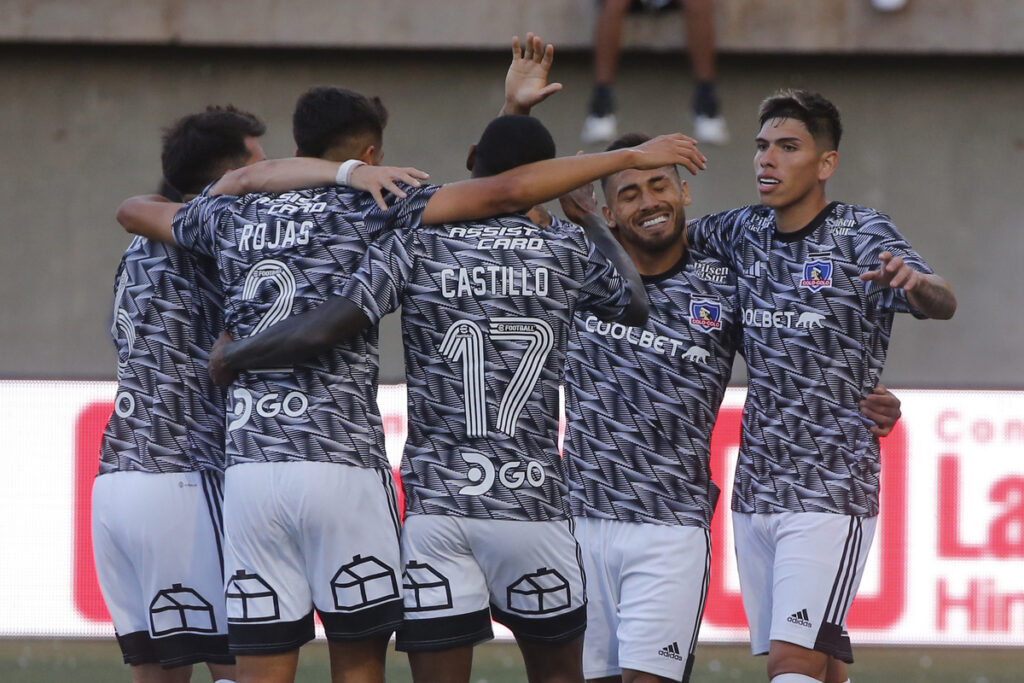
694, 114, 730, 146
872, 0, 907, 11
581, 114, 617, 145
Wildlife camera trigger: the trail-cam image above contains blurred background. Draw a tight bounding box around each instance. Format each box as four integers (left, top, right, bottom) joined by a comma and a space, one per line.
0, 0, 1021, 680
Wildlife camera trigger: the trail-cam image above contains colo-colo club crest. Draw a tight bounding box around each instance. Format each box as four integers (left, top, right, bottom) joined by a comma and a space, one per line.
689, 298, 722, 333
800, 252, 833, 292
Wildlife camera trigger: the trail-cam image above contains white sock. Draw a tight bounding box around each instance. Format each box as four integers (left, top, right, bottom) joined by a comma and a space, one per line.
770, 675, 821, 683
213, 679, 235, 683
840, 680, 851, 683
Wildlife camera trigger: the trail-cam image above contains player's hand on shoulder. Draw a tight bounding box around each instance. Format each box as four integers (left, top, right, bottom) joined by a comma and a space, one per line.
860, 250, 921, 292
860, 382, 902, 437
503, 32, 562, 116
632, 134, 707, 175
208, 330, 237, 388
349, 164, 430, 211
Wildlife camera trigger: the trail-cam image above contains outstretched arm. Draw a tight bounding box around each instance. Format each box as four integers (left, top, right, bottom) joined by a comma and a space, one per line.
208, 298, 371, 386
210, 159, 430, 210
500, 33, 562, 116
860, 251, 956, 319
422, 134, 705, 225
116, 195, 182, 244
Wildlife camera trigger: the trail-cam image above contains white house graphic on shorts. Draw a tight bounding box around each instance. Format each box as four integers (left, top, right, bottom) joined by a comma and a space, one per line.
331, 555, 399, 611
149, 584, 217, 635
507, 568, 571, 615
402, 561, 453, 612
226, 570, 280, 622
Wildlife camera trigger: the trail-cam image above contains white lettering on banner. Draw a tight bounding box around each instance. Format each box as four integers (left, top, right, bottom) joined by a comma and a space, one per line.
1, 380, 1024, 645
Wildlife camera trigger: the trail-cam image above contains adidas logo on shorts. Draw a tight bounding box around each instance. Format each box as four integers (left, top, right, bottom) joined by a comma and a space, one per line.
658, 641, 683, 661
787, 609, 813, 628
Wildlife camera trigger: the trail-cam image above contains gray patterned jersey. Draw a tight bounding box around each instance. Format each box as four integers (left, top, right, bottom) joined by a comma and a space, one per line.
563, 249, 740, 527
99, 236, 226, 474
173, 184, 438, 469
688, 202, 931, 516
340, 216, 633, 522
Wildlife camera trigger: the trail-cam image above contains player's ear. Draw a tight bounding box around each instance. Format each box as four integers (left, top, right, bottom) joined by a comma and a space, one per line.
818, 149, 838, 182
465, 145, 477, 173
680, 181, 692, 207
602, 205, 618, 231
360, 145, 380, 165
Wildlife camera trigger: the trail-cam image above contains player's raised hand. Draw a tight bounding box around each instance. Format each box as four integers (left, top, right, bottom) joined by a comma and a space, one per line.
503, 33, 563, 116
860, 383, 902, 437
208, 330, 237, 387
559, 152, 600, 225
860, 251, 922, 292
631, 134, 707, 175
349, 164, 430, 211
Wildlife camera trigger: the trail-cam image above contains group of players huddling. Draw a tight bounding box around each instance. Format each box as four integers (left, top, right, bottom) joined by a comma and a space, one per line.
98, 32, 955, 683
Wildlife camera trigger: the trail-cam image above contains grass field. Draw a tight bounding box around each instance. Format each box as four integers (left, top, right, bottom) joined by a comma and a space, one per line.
1, 639, 1019, 682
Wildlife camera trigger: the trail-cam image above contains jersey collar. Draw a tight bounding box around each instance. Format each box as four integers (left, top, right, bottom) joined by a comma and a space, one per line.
773, 201, 840, 243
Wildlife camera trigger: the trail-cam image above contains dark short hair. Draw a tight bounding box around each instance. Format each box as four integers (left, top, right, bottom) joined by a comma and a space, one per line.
600, 132, 679, 196
471, 115, 556, 178
292, 86, 388, 158
758, 89, 842, 151
161, 105, 265, 196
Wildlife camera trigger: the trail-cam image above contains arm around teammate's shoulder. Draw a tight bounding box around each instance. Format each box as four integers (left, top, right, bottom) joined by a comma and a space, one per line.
574, 213, 649, 327
116, 195, 181, 244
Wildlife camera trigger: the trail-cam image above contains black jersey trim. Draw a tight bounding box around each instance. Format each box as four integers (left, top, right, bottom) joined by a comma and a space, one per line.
688, 529, 712, 658
318, 599, 403, 641
490, 602, 587, 645
773, 201, 840, 243
395, 608, 494, 652
641, 250, 690, 284
227, 610, 315, 655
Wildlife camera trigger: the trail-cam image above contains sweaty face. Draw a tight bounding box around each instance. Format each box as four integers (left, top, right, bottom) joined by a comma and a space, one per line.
605, 167, 689, 253
243, 136, 267, 166
753, 117, 830, 211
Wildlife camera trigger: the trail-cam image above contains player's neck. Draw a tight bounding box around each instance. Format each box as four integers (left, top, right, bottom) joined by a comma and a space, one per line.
622, 239, 686, 277
774, 193, 830, 234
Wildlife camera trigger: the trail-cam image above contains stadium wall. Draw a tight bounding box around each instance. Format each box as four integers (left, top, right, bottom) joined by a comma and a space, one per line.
0, 45, 1020, 386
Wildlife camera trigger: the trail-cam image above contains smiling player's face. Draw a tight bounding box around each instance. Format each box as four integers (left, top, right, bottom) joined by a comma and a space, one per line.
604, 167, 690, 254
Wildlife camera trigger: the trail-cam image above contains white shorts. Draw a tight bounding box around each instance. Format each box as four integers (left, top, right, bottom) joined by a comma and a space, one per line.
92, 469, 232, 668
576, 518, 710, 682
222, 461, 402, 654
732, 511, 877, 663
396, 514, 587, 652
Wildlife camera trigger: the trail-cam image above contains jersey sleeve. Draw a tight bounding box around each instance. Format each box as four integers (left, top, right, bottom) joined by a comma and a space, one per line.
856, 212, 934, 315
576, 238, 634, 322
363, 182, 441, 232
685, 209, 744, 264
171, 191, 239, 259
338, 229, 416, 325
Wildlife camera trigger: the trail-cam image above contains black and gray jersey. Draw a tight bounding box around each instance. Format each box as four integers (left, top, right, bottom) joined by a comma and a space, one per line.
688, 201, 932, 516
563, 249, 739, 527
99, 236, 226, 474
172, 184, 438, 469
340, 216, 633, 522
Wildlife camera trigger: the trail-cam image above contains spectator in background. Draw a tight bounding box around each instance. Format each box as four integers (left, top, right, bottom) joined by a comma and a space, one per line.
582, 0, 729, 146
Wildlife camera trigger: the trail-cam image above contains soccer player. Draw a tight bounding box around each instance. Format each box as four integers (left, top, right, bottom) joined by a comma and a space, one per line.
94, 105, 267, 683
686, 90, 956, 683
197, 117, 712, 683
116, 86, 705, 683
557, 138, 903, 683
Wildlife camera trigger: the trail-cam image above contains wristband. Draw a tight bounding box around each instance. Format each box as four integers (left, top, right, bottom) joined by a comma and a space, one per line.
335, 159, 366, 186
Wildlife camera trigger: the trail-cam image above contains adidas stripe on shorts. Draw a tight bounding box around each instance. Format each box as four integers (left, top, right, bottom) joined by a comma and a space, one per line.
92, 470, 233, 668
396, 514, 587, 652
222, 461, 403, 654
575, 518, 710, 682
732, 511, 878, 663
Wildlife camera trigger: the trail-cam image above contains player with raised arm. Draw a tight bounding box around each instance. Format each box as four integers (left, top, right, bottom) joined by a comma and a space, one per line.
115, 68, 704, 683
94, 105, 267, 683
202, 112, 679, 683
686, 90, 955, 683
